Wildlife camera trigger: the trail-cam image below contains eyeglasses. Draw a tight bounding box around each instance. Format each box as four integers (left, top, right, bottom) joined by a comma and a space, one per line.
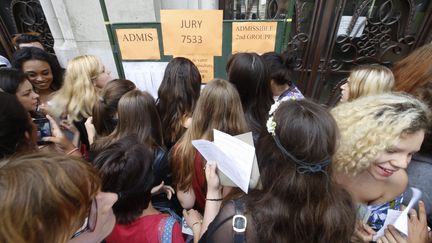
71, 198, 98, 238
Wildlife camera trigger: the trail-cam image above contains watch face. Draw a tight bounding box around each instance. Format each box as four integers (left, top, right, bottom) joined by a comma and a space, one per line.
233, 215, 247, 232
234, 218, 245, 228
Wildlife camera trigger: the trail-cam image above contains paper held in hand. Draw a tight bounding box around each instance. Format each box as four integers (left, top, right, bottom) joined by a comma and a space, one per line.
372, 187, 422, 241
191, 129, 260, 193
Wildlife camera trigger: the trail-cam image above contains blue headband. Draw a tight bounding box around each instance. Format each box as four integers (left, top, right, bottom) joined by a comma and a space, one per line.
273, 135, 331, 177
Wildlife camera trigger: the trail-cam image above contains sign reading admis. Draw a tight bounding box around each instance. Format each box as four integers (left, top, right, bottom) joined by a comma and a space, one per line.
116, 28, 161, 60
160, 10, 223, 56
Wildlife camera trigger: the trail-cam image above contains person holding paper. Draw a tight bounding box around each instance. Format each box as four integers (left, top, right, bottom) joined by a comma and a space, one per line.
226, 52, 273, 143
157, 57, 202, 150
377, 201, 432, 243
198, 99, 356, 242
393, 43, 432, 227
331, 93, 430, 242
170, 79, 248, 213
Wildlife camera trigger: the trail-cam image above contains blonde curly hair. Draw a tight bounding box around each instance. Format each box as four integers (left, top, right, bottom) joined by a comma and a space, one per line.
331, 93, 430, 174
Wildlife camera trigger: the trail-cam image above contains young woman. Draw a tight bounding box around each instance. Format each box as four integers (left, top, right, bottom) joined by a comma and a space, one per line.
340, 64, 394, 102
196, 99, 356, 242
261, 51, 304, 101
0, 68, 39, 112
331, 93, 430, 242
50, 55, 112, 151
94, 136, 187, 243
171, 79, 249, 213
92, 90, 169, 182
157, 57, 202, 149
91, 79, 136, 139
226, 52, 273, 142
0, 92, 35, 158
0, 152, 118, 243
0, 92, 82, 159
393, 43, 432, 229
12, 47, 63, 105
92, 89, 177, 214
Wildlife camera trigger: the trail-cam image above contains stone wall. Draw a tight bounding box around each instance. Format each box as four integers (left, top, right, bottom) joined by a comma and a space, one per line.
39, 0, 218, 78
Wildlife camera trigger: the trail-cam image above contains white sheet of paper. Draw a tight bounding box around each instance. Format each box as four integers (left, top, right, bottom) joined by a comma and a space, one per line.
122, 62, 168, 99
337, 16, 367, 37
394, 187, 422, 235
181, 217, 193, 235
372, 187, 422, 241
213, 129, 255, 193
191, 129, 255, 193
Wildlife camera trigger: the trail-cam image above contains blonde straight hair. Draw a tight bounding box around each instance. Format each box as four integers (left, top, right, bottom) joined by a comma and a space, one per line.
50, 55, 103, 121
347, 65, 394, 101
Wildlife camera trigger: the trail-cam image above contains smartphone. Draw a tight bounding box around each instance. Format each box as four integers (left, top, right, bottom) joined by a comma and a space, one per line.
33, 118, 52, 145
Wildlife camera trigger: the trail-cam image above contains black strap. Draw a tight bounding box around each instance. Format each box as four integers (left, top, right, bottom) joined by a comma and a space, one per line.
233, 200, 246, 243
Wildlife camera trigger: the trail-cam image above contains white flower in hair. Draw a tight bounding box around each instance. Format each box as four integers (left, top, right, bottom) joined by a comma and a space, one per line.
266, 96, 297, 136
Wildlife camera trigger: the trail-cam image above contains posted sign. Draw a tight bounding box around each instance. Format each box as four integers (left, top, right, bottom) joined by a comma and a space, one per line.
232, 22, 277, 54
116, 28, 160, 60
160, 10, 223, 56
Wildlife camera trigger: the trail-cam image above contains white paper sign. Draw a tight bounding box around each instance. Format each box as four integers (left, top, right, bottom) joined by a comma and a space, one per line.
122, 62, 169, 99
337, 16, 367, 37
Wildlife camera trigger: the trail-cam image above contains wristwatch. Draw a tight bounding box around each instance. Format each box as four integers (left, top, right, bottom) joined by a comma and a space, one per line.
232, 200, 247, 243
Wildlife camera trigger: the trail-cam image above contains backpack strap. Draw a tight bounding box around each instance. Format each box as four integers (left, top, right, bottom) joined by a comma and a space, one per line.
232, 200, 247, 243
159, 215, 176, 243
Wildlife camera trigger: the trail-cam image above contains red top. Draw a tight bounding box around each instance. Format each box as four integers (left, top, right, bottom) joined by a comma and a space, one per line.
191, 152, 206, 213
106, 214, 184, 243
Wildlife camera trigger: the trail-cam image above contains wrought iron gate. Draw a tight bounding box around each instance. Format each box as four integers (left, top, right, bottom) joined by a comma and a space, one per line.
285, 0, 432, 105
0, 0, 54, 59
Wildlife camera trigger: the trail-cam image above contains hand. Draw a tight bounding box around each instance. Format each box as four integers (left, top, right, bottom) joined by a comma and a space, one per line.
377, 225, 406, 243
351, 221, 376, 243
407, 201, 430, 243
151, 181, 175, 200
183, 209, 203, 231
43, 115, 77, 154
377, 201, 430, 243
205, 163, 221, 194
60, 120, 78, 134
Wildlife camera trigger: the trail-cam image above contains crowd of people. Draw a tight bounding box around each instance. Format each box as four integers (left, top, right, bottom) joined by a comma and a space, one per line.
0, 32, 431, 243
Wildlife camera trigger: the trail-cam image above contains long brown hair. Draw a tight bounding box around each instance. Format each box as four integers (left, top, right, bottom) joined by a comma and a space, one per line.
92, 79, 136, 137
171, 79, 248, 191
393, 43, 432, 93
92, 90, 163, 154
0, 152, 100, 243
250, 99, 355, 242
157, 57, 202, 148
226, 52, 273, 138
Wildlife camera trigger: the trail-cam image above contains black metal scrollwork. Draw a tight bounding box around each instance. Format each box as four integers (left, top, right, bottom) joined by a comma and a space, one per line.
329, 0, 417, 72
11, 0, 54, 53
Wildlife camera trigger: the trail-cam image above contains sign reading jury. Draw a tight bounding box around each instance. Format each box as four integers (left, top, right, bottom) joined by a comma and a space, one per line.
232, 22, 277, 54
116, 28, 160, 60
160, 10, 223, 56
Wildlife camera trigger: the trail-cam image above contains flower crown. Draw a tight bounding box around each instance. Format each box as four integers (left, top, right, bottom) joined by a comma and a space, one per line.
266, 96, 297, 136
